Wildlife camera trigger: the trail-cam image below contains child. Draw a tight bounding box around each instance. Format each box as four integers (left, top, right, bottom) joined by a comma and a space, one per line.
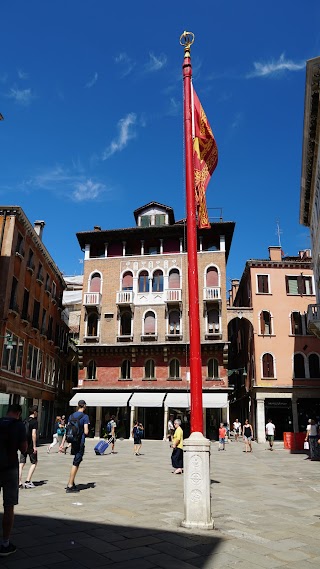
218, 423, 226, 451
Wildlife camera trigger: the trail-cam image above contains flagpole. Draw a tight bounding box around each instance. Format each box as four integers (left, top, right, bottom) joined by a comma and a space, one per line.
181, 31, 203, 434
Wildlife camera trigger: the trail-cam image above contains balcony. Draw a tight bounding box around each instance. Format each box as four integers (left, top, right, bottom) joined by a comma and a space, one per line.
141, 334, 158, 342
83, 292, 102, 307
165, 289, 182, 303
203, 287, 221, 301
307, 304, 320, 338
116, 290, 133, 305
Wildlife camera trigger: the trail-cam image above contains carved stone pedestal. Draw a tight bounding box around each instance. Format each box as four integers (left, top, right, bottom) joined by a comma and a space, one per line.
181, 432, 214, 530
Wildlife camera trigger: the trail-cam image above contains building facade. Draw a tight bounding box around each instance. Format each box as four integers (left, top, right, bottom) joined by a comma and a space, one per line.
72, 202, 235, 440
300, 55, 320, 336
228, 246, 320, 442
0, 207, 69, 435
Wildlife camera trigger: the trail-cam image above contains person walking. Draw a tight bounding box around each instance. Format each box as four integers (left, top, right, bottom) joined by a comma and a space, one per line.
305, 418, 320, 461
218, 423, 227, 451
168, 414, 175, 441
47, 416, 64, 453
60, 400, 89, 493
0, 404, 27, 557
243, 419, 253, 453
106, 415, 117, 454
233, 419, 241, 442
132, 421, 144, 455
265, 419, 276, 451
19, 405, 38, 488
171, 418, 183, 474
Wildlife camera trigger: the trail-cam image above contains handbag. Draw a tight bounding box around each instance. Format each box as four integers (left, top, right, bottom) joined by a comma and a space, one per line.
304, 441, 309, 450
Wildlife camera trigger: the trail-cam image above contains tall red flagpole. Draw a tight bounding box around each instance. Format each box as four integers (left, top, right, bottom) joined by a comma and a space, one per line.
181, 32, 203, 434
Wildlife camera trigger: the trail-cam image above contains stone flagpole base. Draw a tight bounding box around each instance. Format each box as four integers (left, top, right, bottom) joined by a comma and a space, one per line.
181, 432, 214, 530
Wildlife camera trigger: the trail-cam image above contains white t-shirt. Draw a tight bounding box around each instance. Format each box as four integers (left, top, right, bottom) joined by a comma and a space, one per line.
265, 422, 275, 435
233, 421, 241, 432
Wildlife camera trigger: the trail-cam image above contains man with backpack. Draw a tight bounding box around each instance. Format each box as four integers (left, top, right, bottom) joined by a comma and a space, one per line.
0, 404, 28, 557
60, 400, 89, 493
19, 405, 38, 489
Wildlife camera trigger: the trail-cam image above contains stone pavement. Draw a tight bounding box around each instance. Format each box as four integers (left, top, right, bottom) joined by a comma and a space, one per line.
2, 437, 320, 568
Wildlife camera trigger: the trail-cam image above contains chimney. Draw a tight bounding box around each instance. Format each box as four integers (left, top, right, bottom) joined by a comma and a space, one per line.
94, 225, 101, 232
268, 246, 282, 262
299, 249, 311, 259
34, 220, 45, 240
229, 279, 240, 306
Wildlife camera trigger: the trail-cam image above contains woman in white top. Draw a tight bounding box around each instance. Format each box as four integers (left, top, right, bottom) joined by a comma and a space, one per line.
305, 419, 320, 460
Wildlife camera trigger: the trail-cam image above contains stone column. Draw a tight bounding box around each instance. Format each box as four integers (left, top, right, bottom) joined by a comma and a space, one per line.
95, 406, 102, 438
292, 397, 299, 433
129, 406, 135, 440
182, 432, 214, 530
256, 398, 266, 443
164, 407, 169, 440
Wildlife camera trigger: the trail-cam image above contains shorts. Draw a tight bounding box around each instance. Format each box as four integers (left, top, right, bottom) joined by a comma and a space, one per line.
71, 443, 85, 467
0, 467, 19, 507
244, 436, 252, 442
133, 438, 141, 445
20, 447, 38, 465
267, 435, 274, 442
219, 437, 225, 444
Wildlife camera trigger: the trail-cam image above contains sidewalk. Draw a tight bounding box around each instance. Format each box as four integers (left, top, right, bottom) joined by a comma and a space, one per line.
2, 438, 320, 568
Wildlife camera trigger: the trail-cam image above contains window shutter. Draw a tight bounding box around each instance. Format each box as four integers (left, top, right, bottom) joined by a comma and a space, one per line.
122, 272, 133, 290
297, 276, 304, 295
206, 267, 218, 287
90, 275, 101, 293
260, 312, 265, 334
144, 312, 155, 334
263, 353, 274, 377
168, 270, 180, 289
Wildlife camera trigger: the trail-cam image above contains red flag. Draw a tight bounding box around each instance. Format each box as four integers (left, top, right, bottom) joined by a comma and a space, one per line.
192, 86, 218, 229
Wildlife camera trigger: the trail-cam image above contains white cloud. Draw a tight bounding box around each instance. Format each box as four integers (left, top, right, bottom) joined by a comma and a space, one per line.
114, 52, 136, 77
145, 52, 167, 72
17, 69, 29, 80
102, 113, 137, 160
72, 179, 105, 201
247, 53, 305, 78
85, 72, 98, 88
6, 87, 35, 105
21, 165, 108, 202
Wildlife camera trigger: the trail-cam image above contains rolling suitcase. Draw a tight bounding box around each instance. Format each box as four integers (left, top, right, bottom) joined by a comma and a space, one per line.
94, 438, 111, 455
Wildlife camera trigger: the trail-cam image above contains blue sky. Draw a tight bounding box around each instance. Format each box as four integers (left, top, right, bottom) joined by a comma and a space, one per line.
1, 1, 319, 289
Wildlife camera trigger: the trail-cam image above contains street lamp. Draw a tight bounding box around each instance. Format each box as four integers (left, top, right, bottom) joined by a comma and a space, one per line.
227, 367, 247, 377
0, 333, 14, 350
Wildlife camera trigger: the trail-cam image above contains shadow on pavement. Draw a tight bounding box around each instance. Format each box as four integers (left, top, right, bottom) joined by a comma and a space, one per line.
2, 513, 222, 569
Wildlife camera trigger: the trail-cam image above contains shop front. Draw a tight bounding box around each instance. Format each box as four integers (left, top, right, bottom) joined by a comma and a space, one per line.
264, 399, 293, 440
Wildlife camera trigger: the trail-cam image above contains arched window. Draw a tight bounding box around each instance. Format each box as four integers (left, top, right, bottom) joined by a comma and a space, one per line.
152, 270, 163, 292
309, 354, 320, 378
90, 272, 101, 293
87, 313, 98, 336
262, 353, 274, 378
169, 358, 180, 379
121, 360, 131, 379
138, 271, 149, 293
122, 271, 133, 291
168, 269, 180, 289
144, 311, 156, 335
206, 267, 219, 288
294, 353, 305, 378
169, 310, 180, 334
291, 312, 302, 335
207, 309, 219, 333
87, 360, 96, 380
120, 312, 132, 336
145, 359, 155, 379
260, 311, 272, 335
208, 358, 219, 379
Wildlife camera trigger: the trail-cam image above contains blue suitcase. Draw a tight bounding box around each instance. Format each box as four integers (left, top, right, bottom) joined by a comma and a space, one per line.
94, 439, 110, 455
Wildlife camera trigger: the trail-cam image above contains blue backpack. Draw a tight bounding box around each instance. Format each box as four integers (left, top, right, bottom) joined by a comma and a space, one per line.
66, 413, 84, 444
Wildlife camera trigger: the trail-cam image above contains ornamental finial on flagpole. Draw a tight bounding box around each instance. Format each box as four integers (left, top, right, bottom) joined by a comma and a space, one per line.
180, 31, 195, 58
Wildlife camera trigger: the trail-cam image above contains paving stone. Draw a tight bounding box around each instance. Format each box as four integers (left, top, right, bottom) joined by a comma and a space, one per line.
104, 545, 161, 562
